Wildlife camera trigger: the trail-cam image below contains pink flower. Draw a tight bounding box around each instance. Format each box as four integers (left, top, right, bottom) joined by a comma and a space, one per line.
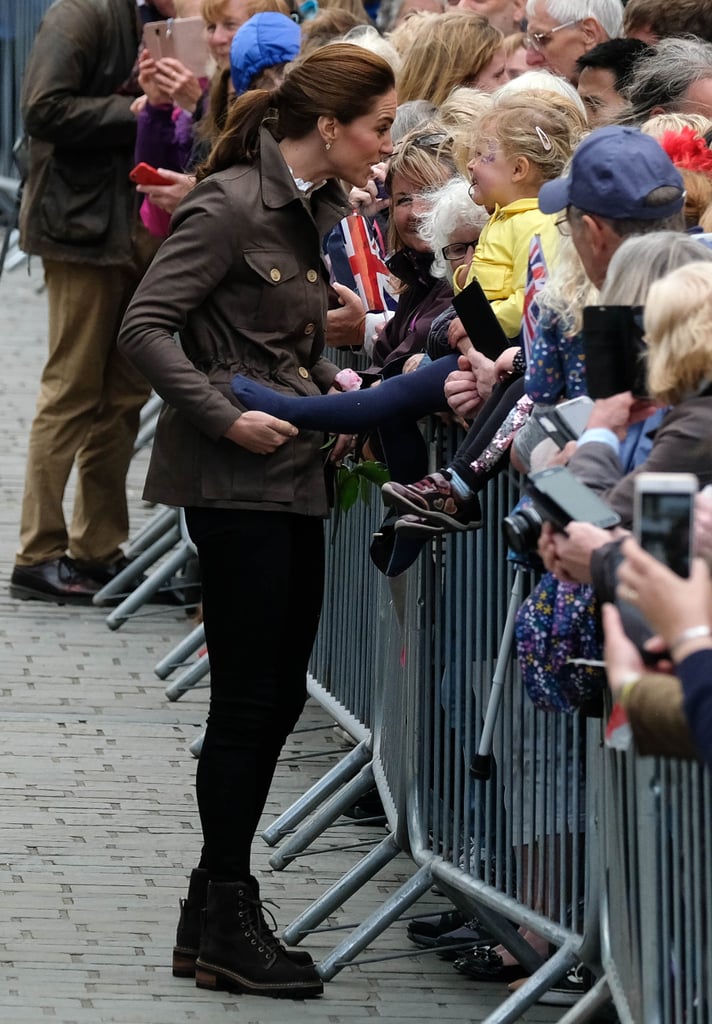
334, 368, 363, 392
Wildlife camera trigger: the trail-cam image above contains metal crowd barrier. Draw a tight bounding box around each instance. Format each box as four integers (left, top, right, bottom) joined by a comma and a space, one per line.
0, 1, 51, 177
599, 732, 712, 1024
264, 422, 712, 1021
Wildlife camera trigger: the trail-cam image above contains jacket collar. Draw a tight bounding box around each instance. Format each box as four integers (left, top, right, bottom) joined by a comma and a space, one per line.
490, 197, 546, 220
258, 128, 350, 235
387, 247, 436, 288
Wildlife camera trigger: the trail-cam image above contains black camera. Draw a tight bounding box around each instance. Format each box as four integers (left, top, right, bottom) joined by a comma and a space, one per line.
502, 505, 545, 555
502, 467, 622, 555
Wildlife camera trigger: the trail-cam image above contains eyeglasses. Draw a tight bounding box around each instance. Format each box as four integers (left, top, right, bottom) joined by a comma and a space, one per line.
525, 19, 580, 51
442, 239, 478, 260
554, 212, 572, 236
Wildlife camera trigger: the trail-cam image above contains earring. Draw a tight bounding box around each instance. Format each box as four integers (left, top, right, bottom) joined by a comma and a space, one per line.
325, 141, 332, 151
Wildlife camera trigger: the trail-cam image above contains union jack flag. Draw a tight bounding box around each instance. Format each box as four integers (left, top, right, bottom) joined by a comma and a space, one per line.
341, 212, 395, 313
521, 233, 548, 365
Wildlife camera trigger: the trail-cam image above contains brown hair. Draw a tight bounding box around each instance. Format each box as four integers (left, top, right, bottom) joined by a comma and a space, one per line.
396, 11, 503, 107
623, 0, 712, 42
385, 124, 457, 252
300, 9, 366, 54
198, 44, 395, 176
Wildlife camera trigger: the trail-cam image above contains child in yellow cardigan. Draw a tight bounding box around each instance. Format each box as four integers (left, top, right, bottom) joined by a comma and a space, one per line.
450, 93, 586, 378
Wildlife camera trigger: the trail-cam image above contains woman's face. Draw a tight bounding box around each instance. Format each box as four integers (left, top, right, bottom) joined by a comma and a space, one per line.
330, 90, 397, 188
390, 172, 433, 252
206, 0, 250, 68
444, 223, 481, 273
465, 47, 507, 92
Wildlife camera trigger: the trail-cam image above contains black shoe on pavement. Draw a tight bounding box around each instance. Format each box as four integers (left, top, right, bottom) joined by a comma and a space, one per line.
434, 919, 495, 959
406, 909, 466, 948
9, 557, 100, 605
341, 786, 386, 823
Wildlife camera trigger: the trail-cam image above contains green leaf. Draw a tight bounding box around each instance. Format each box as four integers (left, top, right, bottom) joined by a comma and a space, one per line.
339, 472, 360, 511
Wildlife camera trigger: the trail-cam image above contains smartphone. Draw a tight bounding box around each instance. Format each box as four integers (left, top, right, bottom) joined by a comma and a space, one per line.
582, 305, 649, 399
130, 162, 173, 187
526, 465, 622, 532
452, 277, 510, 362
633, 472, 698, 577
142, 17, 210, 77
536, 395, 594, 449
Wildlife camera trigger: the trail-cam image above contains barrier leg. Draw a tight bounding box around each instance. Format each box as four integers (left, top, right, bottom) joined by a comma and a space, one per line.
262, 738, 373, 847
315, 861, 433, 980
481, 944, 579, 1024
125, 506, 177, 560
105, 541, 191, 629
558, 976, 613, 1024
269, 762, 375, 870
282, 832, 403, 947
155, 622, 206, 679
93, 524, 180, 606
164, 652, 210, 701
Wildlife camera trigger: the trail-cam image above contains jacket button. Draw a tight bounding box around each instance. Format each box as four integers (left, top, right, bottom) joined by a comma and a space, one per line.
304, 322, 315, 335
298, 366, 310, 379
270, 267, 281, 282
306, 269, 318, 283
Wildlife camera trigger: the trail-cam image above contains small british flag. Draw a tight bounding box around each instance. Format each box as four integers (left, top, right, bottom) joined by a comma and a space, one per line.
521, 233, 549, 365
341, 212, 395, 313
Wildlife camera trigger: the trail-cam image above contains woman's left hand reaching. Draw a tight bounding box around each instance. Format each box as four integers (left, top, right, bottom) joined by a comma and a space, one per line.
224, 412, 298, 454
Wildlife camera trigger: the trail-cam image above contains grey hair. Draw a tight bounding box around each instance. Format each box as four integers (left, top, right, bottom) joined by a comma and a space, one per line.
417, 178, 489, 280
341, 26, 402, 75
391, 100, 440, 143
599, 231, 712, 304
525, 0, 624, 39
492, 69, 587, 117
625, 36, 712, 123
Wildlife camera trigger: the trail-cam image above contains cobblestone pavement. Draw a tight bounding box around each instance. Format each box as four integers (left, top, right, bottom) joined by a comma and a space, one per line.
0, 261, 554, 1023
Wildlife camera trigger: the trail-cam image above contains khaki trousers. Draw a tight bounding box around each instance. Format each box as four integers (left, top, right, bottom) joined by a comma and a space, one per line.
17, 227, 159, 566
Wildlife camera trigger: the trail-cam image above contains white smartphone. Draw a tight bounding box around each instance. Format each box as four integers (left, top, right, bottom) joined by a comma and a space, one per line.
633, 472, 698, 577
536, 395, 594, 449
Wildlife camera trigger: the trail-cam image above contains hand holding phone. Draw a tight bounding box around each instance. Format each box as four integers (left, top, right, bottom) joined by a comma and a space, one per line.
130, 162, 174, 187
633, 472, 697, 578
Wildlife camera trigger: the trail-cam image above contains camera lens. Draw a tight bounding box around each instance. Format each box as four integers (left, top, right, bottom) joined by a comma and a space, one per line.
502, 506, 543, 554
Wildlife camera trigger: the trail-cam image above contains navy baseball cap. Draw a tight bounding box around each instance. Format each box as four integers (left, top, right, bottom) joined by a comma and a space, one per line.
539, 125, 685, 220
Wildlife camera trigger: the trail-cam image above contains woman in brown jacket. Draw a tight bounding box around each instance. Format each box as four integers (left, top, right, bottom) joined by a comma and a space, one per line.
119, 44, 396, 999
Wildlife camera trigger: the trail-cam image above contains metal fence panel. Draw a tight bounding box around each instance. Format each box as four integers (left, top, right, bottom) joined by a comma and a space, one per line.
0, 1, 51, 178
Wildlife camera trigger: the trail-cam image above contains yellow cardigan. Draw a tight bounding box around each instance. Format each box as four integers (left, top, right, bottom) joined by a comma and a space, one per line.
454, 197, 559, 339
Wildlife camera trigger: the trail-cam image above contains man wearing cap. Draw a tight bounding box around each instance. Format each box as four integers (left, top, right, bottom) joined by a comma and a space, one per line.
524, 0, 624, 84
538, 124, 686, 287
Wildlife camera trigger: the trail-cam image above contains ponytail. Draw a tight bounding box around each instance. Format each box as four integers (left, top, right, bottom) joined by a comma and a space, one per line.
196, 88, 278, 180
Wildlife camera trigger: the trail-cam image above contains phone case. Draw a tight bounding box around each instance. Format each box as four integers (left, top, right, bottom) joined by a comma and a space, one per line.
526, 466, 621, 531
142, 17, 210, 78
452, 278, 510, 362
582, 305, 648, 399
129, 162, 173, 187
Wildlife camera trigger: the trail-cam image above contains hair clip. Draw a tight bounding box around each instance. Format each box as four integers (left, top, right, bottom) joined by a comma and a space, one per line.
535, 126, 552, 151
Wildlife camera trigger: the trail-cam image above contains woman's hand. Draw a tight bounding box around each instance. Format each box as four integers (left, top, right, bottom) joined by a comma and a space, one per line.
153, 57, 203, 113
537, 519, 614, 583
463, 347, 496, 402
329, 433, 358, 462
326, 282, 366, 348
586, 392, 658, 440
493, 346, 519, 381
224, 412, 298, 454
137, 49, 172, 106
617, 538, 712, 648
602, 602, 646, 698
135, 170, 195, 213
348, 162, 389, 218
443, 354, 482, 423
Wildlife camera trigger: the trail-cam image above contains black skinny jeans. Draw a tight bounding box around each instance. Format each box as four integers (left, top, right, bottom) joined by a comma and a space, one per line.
185, 507, 325, 882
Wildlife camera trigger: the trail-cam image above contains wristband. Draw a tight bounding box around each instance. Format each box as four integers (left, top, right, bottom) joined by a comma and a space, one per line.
617, 672, 642, 709
670, 625, 712, 659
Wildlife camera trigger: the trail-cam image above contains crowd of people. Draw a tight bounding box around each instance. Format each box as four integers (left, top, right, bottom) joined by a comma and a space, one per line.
8, 0, 712, 1010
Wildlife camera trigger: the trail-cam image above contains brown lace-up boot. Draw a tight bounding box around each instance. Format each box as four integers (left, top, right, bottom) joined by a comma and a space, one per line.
172, 870, 313, 978
195, 880, 323, 998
